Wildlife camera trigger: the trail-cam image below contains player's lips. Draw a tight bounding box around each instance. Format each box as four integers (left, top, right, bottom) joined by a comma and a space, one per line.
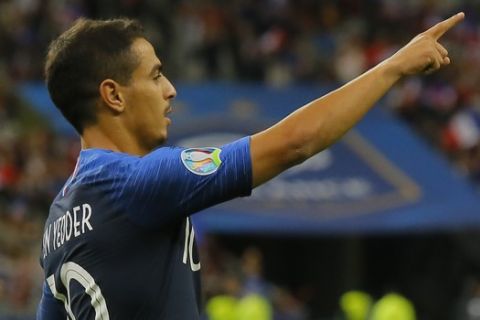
165, 106, 172, 125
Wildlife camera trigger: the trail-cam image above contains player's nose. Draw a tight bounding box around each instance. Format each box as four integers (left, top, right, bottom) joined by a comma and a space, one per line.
163, 76, 177, 100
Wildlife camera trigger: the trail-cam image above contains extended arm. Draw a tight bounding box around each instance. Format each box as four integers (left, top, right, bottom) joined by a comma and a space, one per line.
250, 12, 464, 187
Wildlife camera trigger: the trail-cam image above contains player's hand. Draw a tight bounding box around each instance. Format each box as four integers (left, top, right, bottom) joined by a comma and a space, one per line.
386, 12, 465, 77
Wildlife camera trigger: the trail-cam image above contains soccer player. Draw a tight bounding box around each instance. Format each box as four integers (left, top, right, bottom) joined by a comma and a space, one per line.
37, 13, 464, 319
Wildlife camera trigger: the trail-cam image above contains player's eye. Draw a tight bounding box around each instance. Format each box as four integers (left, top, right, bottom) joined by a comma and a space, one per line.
154, 72, 162, 80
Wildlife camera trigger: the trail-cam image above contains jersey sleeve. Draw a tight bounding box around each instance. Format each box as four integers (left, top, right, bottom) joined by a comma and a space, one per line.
36, 282, 66, 320
113, 137, 252, 227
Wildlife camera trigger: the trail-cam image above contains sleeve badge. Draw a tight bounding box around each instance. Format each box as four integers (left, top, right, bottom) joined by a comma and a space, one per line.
180, 147, 222, 175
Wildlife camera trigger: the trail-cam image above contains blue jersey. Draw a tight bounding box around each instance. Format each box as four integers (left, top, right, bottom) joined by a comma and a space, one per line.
36, 137, 252, 320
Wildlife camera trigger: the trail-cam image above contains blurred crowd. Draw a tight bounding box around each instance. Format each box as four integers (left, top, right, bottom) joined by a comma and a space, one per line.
0, 78, 79, 317
201, 238, 308, 320
0, 0, 480, 318
203, 240, 416, 320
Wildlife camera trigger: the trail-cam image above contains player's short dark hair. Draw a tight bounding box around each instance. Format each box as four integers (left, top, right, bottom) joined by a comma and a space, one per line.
45, 18, 145, 134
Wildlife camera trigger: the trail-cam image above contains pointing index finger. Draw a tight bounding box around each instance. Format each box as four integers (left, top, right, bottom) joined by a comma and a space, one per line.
426, 12, 465, 40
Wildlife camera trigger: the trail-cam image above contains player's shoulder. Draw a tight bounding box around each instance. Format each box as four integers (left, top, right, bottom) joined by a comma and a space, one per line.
80, 148, 136, 170
76, 147, 185, 180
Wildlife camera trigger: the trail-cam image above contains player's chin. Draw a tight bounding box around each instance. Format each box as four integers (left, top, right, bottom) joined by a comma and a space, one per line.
159, 120, 171, 142
141, 127, 168, 151
156, 129, 169, 145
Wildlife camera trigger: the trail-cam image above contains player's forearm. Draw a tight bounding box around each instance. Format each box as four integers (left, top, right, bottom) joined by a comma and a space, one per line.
280, 59, 401, 161
250, 60, 401, 188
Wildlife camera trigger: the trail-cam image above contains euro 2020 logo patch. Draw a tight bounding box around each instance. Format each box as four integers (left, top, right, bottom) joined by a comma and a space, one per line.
181, 147, 222, 175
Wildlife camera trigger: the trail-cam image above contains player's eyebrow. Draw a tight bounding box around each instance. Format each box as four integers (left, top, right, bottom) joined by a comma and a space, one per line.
149, 63, 163, 76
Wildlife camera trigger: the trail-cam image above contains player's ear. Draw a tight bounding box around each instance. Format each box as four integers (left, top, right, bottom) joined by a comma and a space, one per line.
99, 79, 125, 113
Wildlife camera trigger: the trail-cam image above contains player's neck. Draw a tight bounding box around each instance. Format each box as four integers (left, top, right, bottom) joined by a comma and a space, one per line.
81, 125, 149, 156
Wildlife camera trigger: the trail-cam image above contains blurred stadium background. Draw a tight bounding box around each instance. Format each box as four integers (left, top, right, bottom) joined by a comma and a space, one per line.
1, 0, 480, 319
